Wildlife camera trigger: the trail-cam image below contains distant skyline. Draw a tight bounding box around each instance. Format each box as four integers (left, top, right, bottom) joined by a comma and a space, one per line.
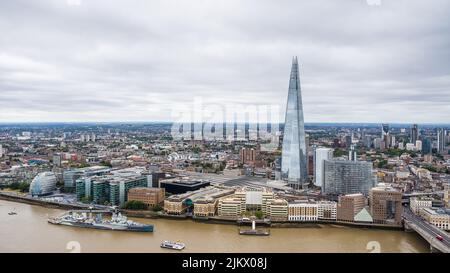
1, 122, 450, 127
1, 0, 450, 123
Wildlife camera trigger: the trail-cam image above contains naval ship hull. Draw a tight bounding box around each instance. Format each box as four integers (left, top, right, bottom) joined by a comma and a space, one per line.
48, 219, 154, 232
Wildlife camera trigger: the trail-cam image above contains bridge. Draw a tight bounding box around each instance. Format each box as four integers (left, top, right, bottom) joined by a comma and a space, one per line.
403, 207, 450, 253
402, 191, 444, 205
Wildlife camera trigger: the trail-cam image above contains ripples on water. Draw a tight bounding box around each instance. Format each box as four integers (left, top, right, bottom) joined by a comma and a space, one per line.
0, 200, 428, 253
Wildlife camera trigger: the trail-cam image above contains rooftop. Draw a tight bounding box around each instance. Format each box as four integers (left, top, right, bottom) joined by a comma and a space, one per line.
161, 179, 210, 186
422, 207, 450, 216
166, 186, 234, 203
343, 193, 364, 197
371, 183, 401, 192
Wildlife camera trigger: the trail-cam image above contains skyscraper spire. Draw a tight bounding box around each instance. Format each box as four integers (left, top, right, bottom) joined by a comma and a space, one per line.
281, 57, 308, 188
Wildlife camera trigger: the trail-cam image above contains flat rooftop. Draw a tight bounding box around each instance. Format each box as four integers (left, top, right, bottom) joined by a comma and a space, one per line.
167, 186, 234, 203
161, 179, 210, 186
422, 207, 450, 216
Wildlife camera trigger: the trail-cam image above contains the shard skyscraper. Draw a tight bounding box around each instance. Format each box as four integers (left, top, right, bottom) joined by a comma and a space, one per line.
281, 56, 308, 188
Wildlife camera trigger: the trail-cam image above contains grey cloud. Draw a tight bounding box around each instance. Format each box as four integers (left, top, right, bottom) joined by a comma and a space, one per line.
0, 0, 449, 123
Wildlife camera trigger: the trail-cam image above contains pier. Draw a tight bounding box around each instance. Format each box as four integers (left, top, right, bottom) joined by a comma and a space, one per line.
239, 220, 270, 236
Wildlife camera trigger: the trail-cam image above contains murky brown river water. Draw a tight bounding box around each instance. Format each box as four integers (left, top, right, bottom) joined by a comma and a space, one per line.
0, 199, 429, 253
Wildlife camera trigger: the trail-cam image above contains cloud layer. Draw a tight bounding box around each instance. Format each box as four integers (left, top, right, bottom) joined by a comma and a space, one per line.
0, 0, 449, 123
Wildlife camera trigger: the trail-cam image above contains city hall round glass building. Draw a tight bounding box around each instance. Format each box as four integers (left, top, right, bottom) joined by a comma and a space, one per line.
29, 172, 57, 196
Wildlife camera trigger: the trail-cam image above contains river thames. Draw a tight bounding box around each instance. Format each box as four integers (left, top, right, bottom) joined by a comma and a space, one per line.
0, 200, 429, 253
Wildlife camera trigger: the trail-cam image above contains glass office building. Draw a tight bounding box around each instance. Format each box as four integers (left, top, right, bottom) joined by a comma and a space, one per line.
437, 128, 446, 154
76, 176, 148, 206
63, 166, 110, 190
323, 160, 376, 196
422, 138, 432, 154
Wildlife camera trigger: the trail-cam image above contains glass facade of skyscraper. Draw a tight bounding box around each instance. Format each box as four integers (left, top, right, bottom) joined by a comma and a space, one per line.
422, 138, 432, 154
437, 128, 446, 154
410, 124, 419, 144
323, 160, 376, 196
76, 175, 149, 206
281, 57, 308, 187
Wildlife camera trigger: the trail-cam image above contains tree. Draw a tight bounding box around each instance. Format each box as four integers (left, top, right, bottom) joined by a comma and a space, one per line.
123, 200, 148, 210
80, 196, 92, 204
152, 204, 163, 212
78, 162, 90, 168
100, 161, 112, 168
333, 149, 346, 158
254, 210, 264, 219
422, 165, 437, 172
241, 211, 251, 217
8, 182, 20, 190
377, 159, 388, 169
386, 149, 402, 157
7, 182, 29, 192
18, 182, 29, 192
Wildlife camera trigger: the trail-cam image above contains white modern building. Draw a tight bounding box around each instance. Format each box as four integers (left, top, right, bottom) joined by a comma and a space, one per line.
391, 135, 396, 147
415, 140, 422, 151
314, 147, 333, 187
406, 143, 416, 151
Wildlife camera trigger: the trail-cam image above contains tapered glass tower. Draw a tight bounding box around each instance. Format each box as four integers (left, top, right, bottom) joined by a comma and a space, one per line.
281, 57, 308, 188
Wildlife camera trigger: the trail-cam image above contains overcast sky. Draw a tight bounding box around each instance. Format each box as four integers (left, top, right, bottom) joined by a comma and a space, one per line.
0, 0, 449, 123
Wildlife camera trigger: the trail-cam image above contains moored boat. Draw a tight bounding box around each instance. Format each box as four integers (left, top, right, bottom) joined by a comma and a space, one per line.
48, 208, 153, 232
160, 240, 185, 250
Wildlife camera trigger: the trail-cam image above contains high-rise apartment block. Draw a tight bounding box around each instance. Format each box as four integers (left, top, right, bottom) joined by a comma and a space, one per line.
410, 124, 419, 144
239, 147, 260, 166
437, 128, 446, 154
